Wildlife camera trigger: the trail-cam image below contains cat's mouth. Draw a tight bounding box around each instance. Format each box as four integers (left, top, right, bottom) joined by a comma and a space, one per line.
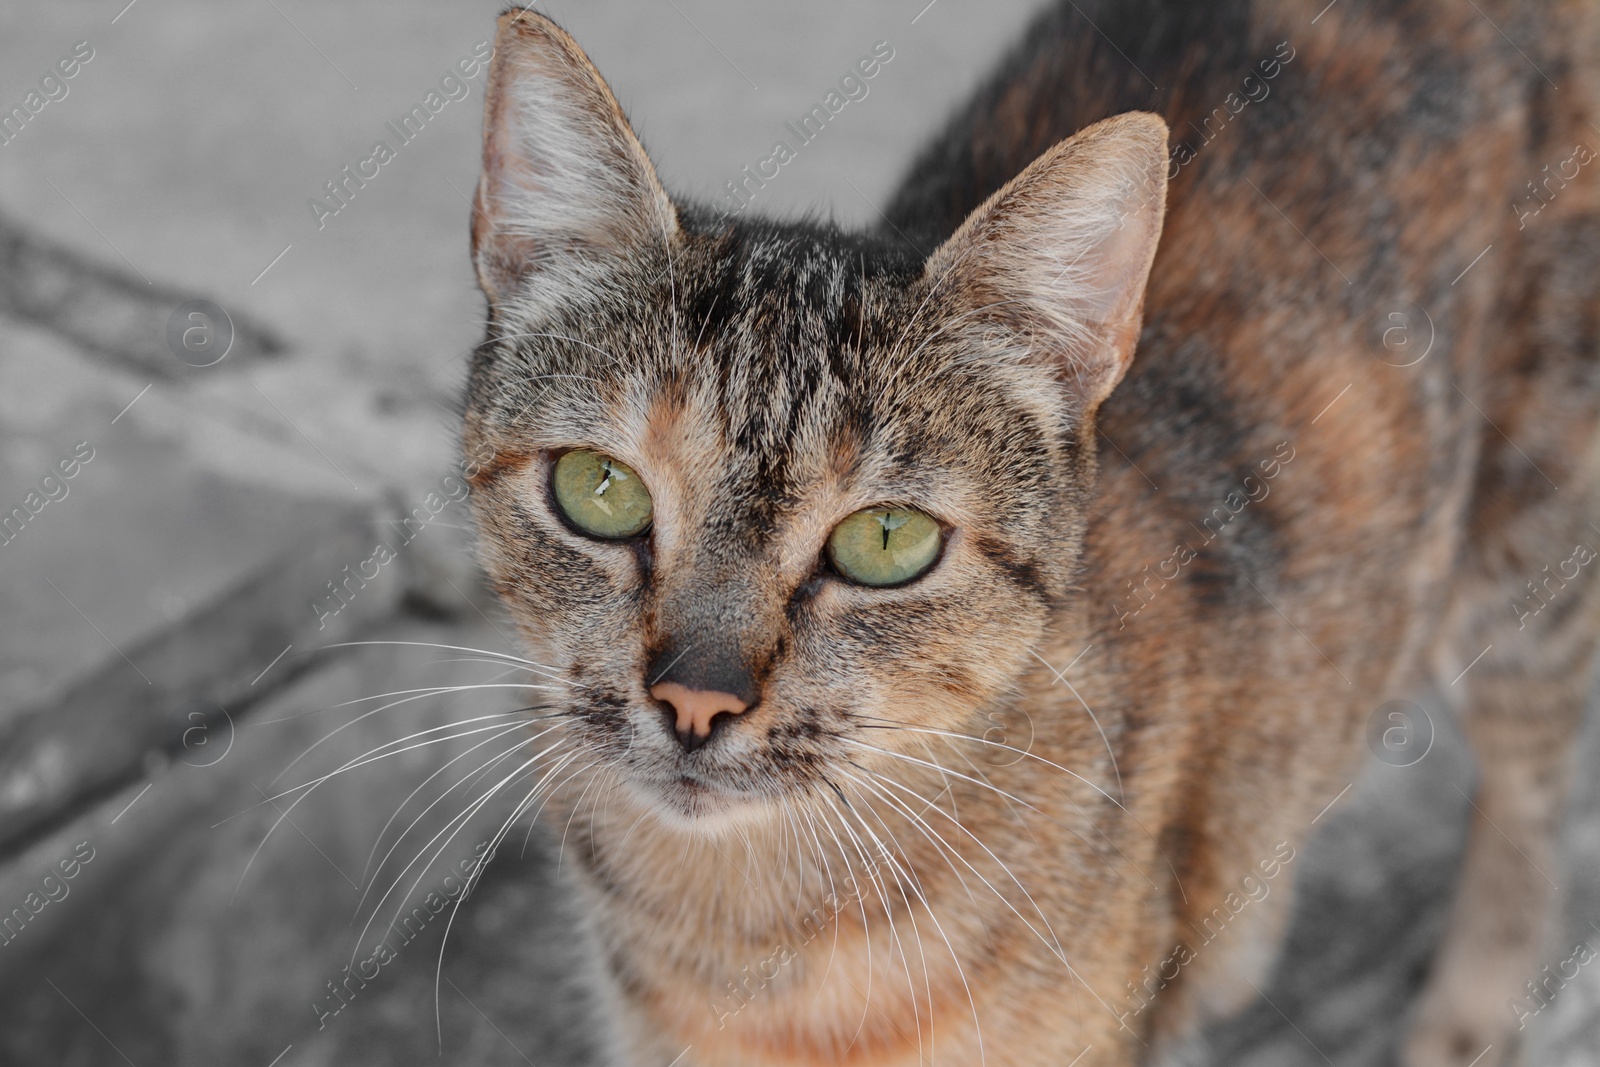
636, 770, 763, 825
617, 751, 780, 825
568, 691, 814, 824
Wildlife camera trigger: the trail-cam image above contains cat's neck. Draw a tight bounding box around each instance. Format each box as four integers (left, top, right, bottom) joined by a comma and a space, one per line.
547, 647, 1135, 1065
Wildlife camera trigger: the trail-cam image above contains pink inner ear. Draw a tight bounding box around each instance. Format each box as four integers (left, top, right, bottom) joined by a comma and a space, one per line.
1070, 191, 1164, 322
921, 112, 1168, 407
473, 10, 678, 306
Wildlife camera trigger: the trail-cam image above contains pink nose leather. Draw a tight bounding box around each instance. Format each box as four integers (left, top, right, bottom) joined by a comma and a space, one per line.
650, 681, 749, 738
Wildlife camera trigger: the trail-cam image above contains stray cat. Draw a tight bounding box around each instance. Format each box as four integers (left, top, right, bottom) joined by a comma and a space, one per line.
460, 2, 1600, 1064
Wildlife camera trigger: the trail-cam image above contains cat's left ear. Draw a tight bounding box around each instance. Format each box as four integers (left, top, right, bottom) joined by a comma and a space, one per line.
924, 112, 1168, 414
473, 10, 679, 310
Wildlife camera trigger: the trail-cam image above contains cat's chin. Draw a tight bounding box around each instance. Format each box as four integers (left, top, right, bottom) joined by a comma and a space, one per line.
624, 771, 776, 832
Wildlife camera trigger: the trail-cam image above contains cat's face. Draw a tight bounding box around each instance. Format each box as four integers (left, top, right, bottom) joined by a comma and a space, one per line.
465, 230, 1079, 824
464, 12, 1165, 827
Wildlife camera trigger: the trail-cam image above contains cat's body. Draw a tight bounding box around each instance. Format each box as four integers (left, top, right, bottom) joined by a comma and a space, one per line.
462, 3, 1600, 1065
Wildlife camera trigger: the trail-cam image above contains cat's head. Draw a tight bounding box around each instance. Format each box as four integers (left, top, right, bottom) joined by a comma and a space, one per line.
463, 11, 1165, 828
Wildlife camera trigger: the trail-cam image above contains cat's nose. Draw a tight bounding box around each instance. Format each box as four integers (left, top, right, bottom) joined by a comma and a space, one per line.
646, 641, 756, 751
649, 682, 750, 750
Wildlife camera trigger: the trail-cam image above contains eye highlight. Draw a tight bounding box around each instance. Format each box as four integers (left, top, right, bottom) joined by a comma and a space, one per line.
827, 507, 942, 587
552, 449, 653, 539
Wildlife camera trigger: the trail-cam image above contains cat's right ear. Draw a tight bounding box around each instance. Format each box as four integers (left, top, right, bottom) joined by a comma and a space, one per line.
473, 10, 679, 311
922, 112, 1168, 416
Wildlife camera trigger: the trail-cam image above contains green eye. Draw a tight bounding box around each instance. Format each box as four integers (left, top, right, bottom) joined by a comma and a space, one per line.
827, 507, 942, 587
552, 449, 653, 539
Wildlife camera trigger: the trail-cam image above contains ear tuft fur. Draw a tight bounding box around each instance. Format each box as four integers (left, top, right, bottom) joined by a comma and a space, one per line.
473, 9, 679, 311
924, 112, 1169, 413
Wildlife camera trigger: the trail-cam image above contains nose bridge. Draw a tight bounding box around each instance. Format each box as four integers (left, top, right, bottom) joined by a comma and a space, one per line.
644, 481, 792, 746
647, 567, 760, 702
646, 568, 768, 748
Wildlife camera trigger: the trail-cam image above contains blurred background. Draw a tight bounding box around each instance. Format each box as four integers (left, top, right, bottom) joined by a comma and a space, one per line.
0, 1, 1596, 1064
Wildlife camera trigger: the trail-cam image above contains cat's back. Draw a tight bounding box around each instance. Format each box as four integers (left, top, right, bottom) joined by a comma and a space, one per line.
888, 0, 1600, 657
878, 8, 1600, 1040
887, 0, 1599, 248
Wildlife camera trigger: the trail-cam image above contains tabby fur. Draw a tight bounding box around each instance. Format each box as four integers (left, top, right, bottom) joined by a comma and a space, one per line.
462, 3, 1600, 1064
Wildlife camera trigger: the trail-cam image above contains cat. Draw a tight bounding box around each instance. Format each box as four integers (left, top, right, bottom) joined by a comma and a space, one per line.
460, 2, 1600, 1065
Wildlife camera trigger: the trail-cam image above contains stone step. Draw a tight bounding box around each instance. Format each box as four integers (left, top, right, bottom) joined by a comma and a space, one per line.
0, 210, 284, 379
0, 616, 605, 1067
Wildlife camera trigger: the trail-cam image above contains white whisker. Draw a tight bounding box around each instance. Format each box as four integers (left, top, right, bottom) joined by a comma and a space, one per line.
490, 329, 624, 367
815, 786, 897, 1048
853, 766, 1124, 1032
314, 639, 562, 675
843, 738, 1043, 816
837, 771, 986, 1065
832, 777, 933, 1063
352, 722, 554, 925
849, 762, 1067, 965
271, 712, 550, 803
1029, 648, 1124, 801
230, 713, 548, 898
854, 718, 1185, 903
359, 740, 569, 967
269, 684, 562, 785
432, 750, 587, 1045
